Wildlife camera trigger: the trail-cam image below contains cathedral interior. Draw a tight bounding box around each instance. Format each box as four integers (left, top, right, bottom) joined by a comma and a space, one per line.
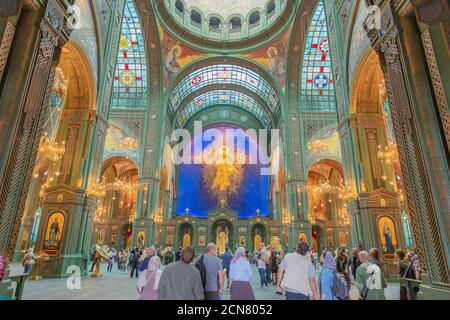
0, 0, 449, 300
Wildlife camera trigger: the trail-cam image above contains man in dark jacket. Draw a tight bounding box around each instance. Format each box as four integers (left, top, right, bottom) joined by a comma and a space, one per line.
346, 248, 361, 281
130, 249, 141, 278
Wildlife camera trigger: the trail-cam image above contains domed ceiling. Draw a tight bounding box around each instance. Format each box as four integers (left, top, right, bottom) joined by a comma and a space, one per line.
183, 0, 273, 20
156, 0, 296, 52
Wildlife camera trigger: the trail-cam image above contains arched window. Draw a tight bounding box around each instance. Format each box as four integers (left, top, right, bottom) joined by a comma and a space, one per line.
209, 17, 221, 30
249, 11, 260, 25
175, 0, 184, 13
191, 10, 202, 25
300, 1, 336, 113
230, 17, 242, 30
267, 0, 276, 15
112, 0, 148, 110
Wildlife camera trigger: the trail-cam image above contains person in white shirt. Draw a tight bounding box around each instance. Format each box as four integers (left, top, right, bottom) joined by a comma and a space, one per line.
277, 241, 319, 300
229, 247, 255, 300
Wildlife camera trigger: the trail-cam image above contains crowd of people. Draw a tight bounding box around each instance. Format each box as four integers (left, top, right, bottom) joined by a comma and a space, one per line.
83, 240, 421, 301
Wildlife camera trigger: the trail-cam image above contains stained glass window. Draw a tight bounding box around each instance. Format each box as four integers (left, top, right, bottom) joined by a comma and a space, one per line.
168, 64, 280, 117
111, 0, 148, 110
177, 90, 271, 128
300, 1, 336, 113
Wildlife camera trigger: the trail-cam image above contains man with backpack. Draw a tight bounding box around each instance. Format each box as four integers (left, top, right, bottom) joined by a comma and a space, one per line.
196, 243, 225, 300
355, 251, 387, 300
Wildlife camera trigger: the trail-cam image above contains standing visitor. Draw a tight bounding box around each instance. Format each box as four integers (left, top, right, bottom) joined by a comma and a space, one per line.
117, 250, 124, 271
269, 251, 279, 285
260, 244, 271, 284
369, 248, 383, 269
222, 247, 233, 290
405, 248, 421, 299
158, 246, 204, 300
336, 249, 350, 288
139, 247, 155, 272
130, 249, 141, 278
89, 246, 96, 272
107, 247, 116, 272
257, 253, 268, 288
346, 248, 361, 281
355, 251, 387, 300
23, 248, 37, 274
202, 243, 225, 300
277, 242, 319, 300
396, 249, 408, 300
229, 247, 255, 300
137, 256, 163, 300
319, 252, 337, 300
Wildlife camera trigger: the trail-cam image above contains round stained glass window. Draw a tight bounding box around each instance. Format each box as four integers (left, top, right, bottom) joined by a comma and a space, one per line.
319, 39, 329, 54
314, 74, 328, 89
119, 70, 137, 87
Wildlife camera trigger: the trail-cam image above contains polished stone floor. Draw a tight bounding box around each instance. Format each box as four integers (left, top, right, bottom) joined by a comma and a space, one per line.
9, 262, 399, 300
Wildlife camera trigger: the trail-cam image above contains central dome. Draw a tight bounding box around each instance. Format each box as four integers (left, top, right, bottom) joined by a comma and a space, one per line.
158, 0, 295, 52
183, 0, 272, 20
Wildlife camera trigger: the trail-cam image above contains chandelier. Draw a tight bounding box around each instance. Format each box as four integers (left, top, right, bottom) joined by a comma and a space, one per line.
119, 137, 139, 151
93, 204, 107, 224
38, 133, 66, 162
308, 139, 328, 154
378, 142, 398, 165
297, 182, 352, 199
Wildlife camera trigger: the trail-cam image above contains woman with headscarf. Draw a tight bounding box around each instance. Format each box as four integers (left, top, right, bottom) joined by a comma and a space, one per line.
137, 256, 163, 300
319, 252, 337, 300
229, 247, 255, 300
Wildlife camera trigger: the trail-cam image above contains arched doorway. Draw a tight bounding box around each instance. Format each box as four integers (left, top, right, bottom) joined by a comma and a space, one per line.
117, 223, 132, 249
178, 223, 194, 248
251, 224, 266, 252
350, 48, 408, 255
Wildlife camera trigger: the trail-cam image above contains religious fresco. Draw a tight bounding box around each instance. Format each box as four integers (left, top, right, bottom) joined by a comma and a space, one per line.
136, 231, 145, 247
298, 232, 307, 243
43, 212, 65, 256
176, 127, 270, 218
103, 124, 139, 160
339, 232, 347, 247
306, 127, 342, 166
378, 216, 398, 255
160, 27, 208, 87
97, 229, 105, 245
198, 235, 206, 247
180, 224, 193, 248
216, 222, 230, 254
241, 28, 291, 90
